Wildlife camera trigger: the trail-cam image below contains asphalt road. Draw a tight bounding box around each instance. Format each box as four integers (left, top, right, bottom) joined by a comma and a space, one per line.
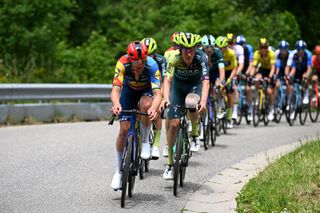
1, 118, 319, 213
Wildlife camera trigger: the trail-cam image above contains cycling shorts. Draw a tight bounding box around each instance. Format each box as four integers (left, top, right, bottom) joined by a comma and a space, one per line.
119, 85, 153, 121
167, 78, 201, 119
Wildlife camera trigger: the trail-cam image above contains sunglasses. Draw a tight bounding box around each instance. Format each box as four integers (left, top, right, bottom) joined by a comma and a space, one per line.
182, 47, 195, 53
204, 45, 212, 49
131, 59, 146, 65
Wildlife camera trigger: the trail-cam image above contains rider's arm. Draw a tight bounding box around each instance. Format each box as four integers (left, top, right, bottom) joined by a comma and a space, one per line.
251, 50, 259, 76
236, 45, 244, 75
111, 59, 126, 114
306, 51, 313, 77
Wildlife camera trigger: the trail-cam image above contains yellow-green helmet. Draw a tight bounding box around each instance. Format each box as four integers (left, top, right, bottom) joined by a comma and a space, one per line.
215, 36, 228, 48
141, 37, 157, 54
195, 34, 202, 44
173, 32, 181, 45
179, 32, 197, 48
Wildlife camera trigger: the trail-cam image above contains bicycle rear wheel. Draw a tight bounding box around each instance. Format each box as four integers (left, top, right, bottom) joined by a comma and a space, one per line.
309, 89, 320, 122
120, 136, 133, 208
173, 128, 183, 196
235, 102, 243, 126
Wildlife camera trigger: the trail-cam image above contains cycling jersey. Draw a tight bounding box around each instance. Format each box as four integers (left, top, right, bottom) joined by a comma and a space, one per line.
291, 50, 312, 79
243, 44, 254, 72
275, 49, 290, 78
253, 50, 275, 70
223, 48, 237, 72
312, 55, 320, 72
166, 49, 209, 82
231, 44, 244, 64
287, 49, 312, 67
112, 55, 161, 91
200, 47, 224, 82
166, 49, 209, 119
151, 53, 167, 81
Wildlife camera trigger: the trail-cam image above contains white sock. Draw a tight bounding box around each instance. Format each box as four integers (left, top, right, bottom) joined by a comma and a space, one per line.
140, 123, 151, 144
115, 151, 122, 174
233, 104, 238, 113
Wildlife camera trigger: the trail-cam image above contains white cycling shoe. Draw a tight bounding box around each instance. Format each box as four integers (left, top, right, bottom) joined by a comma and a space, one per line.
111, 173, 122, 190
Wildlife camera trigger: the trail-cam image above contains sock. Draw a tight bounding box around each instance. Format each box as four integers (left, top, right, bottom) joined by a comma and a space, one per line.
167, 146, 173, 165
227, 107, 232, 121
191, 120, 199, 136
140, 123, 151, 144
233, 104, 238, 113
153, 129, 161, 147
115, 151, 123, 174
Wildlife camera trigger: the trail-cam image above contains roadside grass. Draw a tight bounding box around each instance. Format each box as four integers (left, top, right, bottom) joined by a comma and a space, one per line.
237, 139, 320, 212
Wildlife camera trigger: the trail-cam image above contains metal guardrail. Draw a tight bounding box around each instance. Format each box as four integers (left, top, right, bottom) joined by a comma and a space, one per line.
0, 83, 113, 101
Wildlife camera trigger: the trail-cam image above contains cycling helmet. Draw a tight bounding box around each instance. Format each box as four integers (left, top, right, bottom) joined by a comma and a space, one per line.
201, 35, 215, 47
195, 34, 202, 44
314, 45, 320, 54
215, 36, 228, 48
227, 33, 235, 43
295, 40, 306, 50
127, 41, 148, 61
141, 37, 157, 54
178, 32, 197, 48
259, 37, 269, 48
236, 35, 246, 45
278, 40, 289, 50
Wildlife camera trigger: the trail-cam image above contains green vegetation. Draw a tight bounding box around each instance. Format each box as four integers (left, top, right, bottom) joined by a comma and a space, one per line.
236, 139, 320, 212
0, 0, 318, 84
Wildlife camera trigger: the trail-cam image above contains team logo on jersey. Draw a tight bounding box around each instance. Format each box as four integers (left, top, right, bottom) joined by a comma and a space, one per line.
155, 70, 161, 80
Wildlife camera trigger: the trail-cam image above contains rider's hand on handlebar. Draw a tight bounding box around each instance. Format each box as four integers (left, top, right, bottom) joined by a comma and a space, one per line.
148, 108, 158, 121
111, 104, 122, 115
160, 99, 170, 111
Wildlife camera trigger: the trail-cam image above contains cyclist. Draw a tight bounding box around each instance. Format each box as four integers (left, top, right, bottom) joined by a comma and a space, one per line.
201, 35, 225, 86
227, 33, 244, 121
274, 40, 291, 112
110, 41, 162, 190
311, 45, 320, 95
247, 37, 276, 121
162, 32, 181, 157
215, 36, 238, 128
235, 35, 254, 77
287, 40, 312, 104
161, 32, 209, 179
141, 37, 167, 159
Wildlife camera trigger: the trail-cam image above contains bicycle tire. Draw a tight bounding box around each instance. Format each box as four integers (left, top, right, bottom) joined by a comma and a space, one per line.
263, 94, 270, 126
235, 104, 243, 125
252, 94, 260, 127
180, 128, 190, 187
202, 112, 208, 150
173, 128, 183, 196
274, 89, 283, 123
286, 92, 296, 126
211, 106, 217, 146
128, 136, 137, 198
120, 136, 133, 208
309, 89, 320, 122
299, 98, 309, 125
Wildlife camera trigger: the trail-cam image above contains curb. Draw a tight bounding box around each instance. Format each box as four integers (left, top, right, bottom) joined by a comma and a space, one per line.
183, 137, 316, 213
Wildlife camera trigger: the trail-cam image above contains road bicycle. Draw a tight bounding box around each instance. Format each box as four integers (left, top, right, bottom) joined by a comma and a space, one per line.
109, 109, 148, 208
285, 79, 309, 126
252, 78, 271, 127
168, 105, 195, 196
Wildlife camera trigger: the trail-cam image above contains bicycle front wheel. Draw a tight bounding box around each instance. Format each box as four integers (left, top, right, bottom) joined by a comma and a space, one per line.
121, 136, 133, 208
173, 128, 183, 196
252, 94, 260, 127
309, 89, 320, 122
201, 112, 208, 150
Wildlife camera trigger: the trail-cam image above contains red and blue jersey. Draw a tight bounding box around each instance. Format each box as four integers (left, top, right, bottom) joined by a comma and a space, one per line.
112, 55, 161, 90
